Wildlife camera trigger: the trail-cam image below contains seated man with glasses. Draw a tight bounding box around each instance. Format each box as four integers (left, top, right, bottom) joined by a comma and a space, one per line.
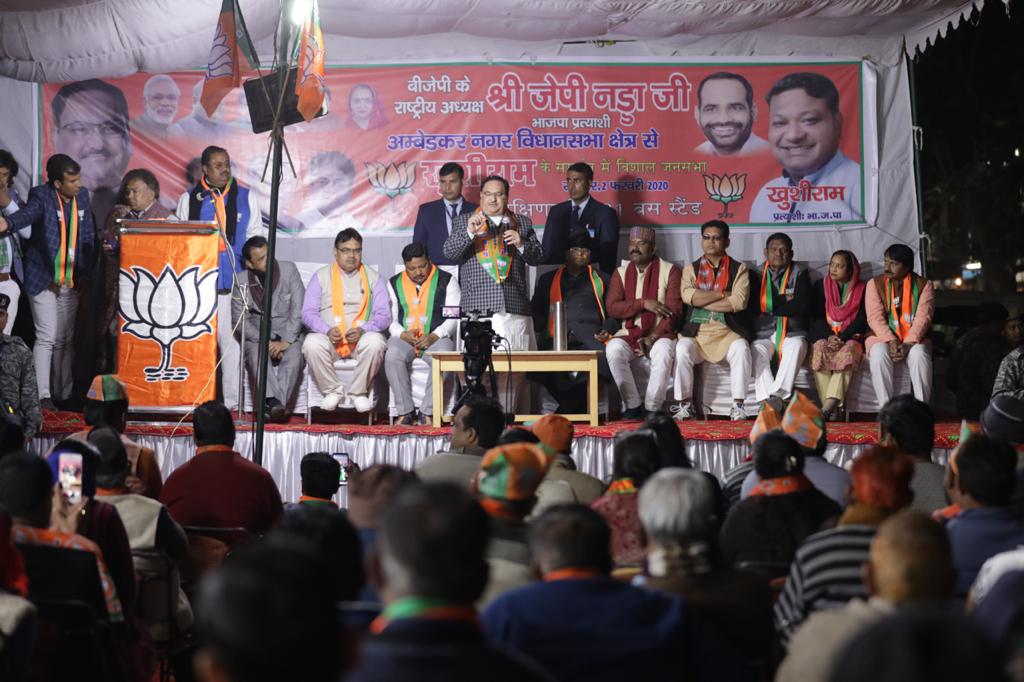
301, 228, 391, 413
673, 220, 753, 421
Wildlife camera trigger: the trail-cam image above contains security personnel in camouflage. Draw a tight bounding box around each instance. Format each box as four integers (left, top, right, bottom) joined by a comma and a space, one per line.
0, 293, 40, 438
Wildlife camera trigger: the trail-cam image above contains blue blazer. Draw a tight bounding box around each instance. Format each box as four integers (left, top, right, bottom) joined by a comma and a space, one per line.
6, 184, 96, 296
541, 197, 621, 274
412, 198, 477, 266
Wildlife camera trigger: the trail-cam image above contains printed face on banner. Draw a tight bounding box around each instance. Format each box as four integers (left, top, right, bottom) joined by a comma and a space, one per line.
695, 75, 757, 156
52, 84, 131, 193
40, 61, 867, 232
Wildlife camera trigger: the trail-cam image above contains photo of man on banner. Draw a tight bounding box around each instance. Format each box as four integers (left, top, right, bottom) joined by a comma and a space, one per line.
749, 72, 863, 224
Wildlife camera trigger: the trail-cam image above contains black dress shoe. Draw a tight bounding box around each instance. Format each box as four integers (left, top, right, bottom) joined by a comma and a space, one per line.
621, 406, 644, 420
40, 398, 57, 412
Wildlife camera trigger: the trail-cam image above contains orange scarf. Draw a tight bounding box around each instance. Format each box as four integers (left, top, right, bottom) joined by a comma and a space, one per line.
330, 263, 371, 358
749, 474, 813, 497
549, 266, 605, 337
885, 274, 919, 342
54, 190, 79, 286
760, 264, 793, 361
200, 176, 230, 253
544, 567, 602, 582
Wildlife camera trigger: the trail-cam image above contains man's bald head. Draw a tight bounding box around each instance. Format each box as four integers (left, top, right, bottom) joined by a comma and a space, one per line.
867, 510, 954, 603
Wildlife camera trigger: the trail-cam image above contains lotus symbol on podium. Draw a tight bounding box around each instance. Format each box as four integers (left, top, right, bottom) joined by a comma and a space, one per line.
365, 161, 417, 199
703, 173, 747, 218
119, 265, 218, 382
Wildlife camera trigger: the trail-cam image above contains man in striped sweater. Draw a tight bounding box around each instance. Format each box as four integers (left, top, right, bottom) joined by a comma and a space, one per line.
774, 446, 915, 646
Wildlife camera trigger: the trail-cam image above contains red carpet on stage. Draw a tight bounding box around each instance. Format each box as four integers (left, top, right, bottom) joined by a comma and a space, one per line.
38, 410, 963, 447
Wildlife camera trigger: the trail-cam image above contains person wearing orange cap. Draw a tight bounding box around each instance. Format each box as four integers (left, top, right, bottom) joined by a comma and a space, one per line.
776, 446, 915, 646
0, 291, 39, 439
737, 392, 851, 507
530, 414, 604, 504
605, 226, 682, 419
472, 442, 552, 606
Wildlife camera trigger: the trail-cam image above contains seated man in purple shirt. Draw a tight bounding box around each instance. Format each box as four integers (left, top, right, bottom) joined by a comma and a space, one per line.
301, 228, 391, 413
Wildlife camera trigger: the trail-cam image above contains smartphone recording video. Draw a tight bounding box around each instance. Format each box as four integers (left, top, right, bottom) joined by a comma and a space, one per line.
58, 452, 84, 505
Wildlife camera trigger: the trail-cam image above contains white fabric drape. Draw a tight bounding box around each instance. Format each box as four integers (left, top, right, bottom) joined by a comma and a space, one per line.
33, 430, 952, 505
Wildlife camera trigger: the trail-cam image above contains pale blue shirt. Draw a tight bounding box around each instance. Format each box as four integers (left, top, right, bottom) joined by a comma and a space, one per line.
749, 151, 862, 224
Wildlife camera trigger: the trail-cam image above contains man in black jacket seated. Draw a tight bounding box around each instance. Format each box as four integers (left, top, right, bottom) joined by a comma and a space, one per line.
532, 228, 618, 413
748, 232, 813, 411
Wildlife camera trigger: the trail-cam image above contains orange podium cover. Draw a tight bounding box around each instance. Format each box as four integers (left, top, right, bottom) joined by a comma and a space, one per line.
117, 221, 220, 410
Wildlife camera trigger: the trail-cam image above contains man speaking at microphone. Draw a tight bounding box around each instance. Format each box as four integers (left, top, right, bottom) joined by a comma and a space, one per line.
176, 145, 265, 412
443, 175, 543, 412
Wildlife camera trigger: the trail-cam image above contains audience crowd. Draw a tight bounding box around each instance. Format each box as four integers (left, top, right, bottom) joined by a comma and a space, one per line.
0, 383, 1022, 681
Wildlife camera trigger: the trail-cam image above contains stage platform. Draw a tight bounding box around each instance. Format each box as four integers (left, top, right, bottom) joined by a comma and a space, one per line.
34, 411, 961, 506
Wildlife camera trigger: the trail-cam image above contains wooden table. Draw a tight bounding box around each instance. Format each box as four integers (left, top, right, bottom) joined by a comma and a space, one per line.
431, 350, 600, 427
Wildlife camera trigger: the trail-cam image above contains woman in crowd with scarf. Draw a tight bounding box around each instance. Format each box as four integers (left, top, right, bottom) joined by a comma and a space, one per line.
719, 431, 841, 576
591, 429, 662, 569
810, 249, 867, 421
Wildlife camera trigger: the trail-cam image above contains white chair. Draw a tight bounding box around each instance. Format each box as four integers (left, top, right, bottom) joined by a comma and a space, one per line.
294, 261, 382, 424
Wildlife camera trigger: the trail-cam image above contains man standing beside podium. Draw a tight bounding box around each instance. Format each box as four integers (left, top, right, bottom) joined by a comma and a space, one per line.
176, 145, 265, 412
541, 162, 620, 274
0, 154, 96, 411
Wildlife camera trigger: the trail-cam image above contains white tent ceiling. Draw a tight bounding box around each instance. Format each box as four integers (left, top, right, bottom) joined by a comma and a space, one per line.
0, 0, 985, 82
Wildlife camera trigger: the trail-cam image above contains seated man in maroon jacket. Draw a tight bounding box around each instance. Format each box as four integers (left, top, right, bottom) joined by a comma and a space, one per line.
160, 400, 283, 535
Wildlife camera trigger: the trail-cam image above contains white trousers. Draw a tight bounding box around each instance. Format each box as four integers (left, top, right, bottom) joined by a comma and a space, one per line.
0, 278, 19, 335
674, 337, 752, 402
606, 336, 674, 412
752, 336, 808, 402
487, 313, 535, 413
217, 292, 240, 410
29, 284, 78, 400
868, 342, 932, 406
302, 331, 387, 398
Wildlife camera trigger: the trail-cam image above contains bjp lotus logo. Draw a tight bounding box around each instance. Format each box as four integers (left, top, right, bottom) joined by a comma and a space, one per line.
119, 265, 218, 382
366, 161, 417, 200
703, 173, 747, 218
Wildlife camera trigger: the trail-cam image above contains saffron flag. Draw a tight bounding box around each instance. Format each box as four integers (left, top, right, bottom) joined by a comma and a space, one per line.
117, 225, 220, 409
295, 0, 326, 121
200, 0, 259, 118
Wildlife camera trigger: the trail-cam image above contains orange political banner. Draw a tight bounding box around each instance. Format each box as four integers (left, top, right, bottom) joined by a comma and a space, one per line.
117, 225, 220, 409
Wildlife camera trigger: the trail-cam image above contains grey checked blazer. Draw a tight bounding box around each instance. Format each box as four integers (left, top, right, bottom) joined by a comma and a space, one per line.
442, 212, 542, 317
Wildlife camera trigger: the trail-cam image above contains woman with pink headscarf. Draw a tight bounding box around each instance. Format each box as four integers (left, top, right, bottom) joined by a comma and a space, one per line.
810, 250, 868, 421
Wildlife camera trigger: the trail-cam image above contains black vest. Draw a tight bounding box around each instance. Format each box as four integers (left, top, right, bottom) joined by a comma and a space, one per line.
680, 257, 752, 341
388, 268, 452, 335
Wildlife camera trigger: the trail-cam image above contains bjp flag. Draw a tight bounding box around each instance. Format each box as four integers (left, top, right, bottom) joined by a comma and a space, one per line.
200, 0, 259, 117
295, 0, 326, 121
117, 227, 220, 409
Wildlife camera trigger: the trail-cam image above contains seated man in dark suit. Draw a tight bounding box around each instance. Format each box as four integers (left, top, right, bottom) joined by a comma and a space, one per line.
159, 400, 283, 534
412, 162, 477, 267
532, 228, 617, 413
541, 162, 620, 274
483, 504, 751, 682
347, 481, 553, 682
